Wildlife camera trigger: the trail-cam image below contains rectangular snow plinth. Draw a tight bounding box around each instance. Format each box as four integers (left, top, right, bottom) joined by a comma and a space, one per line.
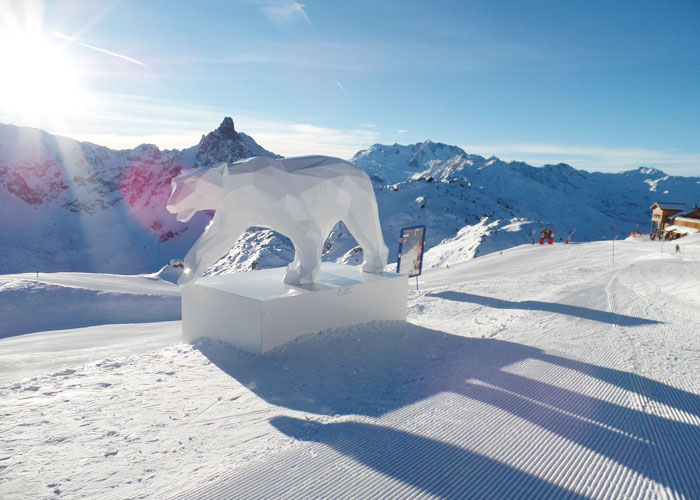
181, 263, 408, 354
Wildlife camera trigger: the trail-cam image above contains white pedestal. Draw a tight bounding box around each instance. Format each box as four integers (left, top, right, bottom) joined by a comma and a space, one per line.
181, 263, 408, 354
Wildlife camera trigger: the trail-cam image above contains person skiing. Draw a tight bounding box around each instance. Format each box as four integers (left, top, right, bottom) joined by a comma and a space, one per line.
676, 244, 680, 253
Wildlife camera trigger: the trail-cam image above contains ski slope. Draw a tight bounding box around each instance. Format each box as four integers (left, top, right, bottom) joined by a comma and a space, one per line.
1, 236, 700, 499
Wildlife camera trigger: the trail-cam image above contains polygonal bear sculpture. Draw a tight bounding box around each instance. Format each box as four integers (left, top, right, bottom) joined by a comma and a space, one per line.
166, 155, 389, 286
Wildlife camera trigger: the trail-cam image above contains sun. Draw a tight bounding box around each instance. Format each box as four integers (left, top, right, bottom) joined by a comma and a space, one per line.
0, 19, 86, 124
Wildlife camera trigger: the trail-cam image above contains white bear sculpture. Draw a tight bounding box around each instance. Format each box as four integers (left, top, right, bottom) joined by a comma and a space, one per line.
166, 155, 389, 286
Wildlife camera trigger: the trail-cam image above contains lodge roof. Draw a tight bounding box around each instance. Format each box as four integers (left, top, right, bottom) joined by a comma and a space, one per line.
678, 206, 700, 219
650, 202, 687, 211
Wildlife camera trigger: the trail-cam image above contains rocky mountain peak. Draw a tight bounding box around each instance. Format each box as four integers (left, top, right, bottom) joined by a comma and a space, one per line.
197, 117, 239, 151
195, 117, 279, 167
217, 117, 239, 140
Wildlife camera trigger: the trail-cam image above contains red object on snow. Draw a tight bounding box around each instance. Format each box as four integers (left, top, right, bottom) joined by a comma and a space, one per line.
539, 239, 544, 245
548, 239, 553, 244
565, 239, 569, 244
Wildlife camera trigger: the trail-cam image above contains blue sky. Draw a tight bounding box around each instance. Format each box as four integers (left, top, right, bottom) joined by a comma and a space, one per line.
1, 0, 699, 174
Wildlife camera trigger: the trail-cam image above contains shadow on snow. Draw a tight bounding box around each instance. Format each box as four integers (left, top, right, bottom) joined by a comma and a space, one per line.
196, 321, 699, 498
427, 291, 662, 326
270, 416, 589, 499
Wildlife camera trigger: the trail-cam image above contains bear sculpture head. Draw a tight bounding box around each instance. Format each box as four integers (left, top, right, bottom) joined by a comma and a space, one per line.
166, 163, 228, 222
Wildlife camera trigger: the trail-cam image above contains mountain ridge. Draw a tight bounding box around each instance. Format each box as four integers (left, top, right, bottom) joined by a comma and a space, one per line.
1, 120, 698, 275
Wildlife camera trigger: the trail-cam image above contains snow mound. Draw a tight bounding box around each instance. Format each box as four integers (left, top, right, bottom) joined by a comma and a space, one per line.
0, 274, 181, 338
147, 262, 185, 284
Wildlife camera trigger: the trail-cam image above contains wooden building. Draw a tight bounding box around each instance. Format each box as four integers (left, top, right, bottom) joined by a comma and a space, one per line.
671, 205, 700, 232
650, 202, 685, 238
650, 202, 700, 239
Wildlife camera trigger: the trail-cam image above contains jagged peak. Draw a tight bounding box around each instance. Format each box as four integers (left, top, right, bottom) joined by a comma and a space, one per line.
199, 117, 239, 146
194, 117, 279, 167
217, 117, 238, 140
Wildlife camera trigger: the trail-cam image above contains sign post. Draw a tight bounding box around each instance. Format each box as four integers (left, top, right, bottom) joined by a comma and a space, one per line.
397, 225, 426, 290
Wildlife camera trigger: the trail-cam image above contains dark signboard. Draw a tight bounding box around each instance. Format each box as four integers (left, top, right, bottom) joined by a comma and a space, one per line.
397, 225, 426, 277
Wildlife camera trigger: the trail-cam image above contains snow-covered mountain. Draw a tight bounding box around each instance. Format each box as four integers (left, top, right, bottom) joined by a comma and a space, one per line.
351, 141, 700, 267
0, 118, 278, 273
1, 123, 699, 275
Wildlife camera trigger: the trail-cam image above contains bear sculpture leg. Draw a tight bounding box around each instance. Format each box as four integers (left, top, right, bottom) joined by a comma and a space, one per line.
179, 215, 247, 285
342, 211, 389, 274
284, 226, 324, 285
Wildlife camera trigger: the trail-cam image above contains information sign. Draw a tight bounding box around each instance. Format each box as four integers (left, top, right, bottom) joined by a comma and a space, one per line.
397, 225, 426, 277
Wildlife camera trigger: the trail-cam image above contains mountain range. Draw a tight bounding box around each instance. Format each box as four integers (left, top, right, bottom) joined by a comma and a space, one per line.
1, 118, 698, 275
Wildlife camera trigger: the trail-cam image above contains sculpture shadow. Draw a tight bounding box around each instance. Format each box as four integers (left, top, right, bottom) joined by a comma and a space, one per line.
427, 291, 662, 326
197, 322, 700, 498
268, 416, 589, 500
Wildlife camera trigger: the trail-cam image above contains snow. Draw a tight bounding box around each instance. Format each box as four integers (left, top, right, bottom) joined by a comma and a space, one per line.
0, 273, 180, 338
0, 322, 180, 385
664, 224, 699, 235
2, 236, 700, 499
422, 217, 502, 269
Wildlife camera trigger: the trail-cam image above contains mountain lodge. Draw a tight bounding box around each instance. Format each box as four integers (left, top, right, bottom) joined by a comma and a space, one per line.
650, 202, 700, 240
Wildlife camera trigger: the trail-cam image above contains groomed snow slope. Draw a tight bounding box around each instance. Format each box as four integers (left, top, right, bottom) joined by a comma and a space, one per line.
1, 236, 700, 499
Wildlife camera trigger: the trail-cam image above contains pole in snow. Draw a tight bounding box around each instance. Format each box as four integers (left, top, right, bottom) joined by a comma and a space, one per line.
611, 225, 616, 264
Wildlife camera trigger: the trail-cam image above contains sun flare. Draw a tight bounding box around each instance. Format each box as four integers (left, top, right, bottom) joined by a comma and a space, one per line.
0, 20, 86, 123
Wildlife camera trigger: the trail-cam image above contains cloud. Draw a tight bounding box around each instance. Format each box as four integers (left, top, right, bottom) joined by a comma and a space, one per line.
336, 81, 347, 93
249, 0, 312, 25
397, 129, 408, 134
1, 91, 229, 149
250, 122, 379, 159
0, 90, 378, 158
463, 141, 700, 175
